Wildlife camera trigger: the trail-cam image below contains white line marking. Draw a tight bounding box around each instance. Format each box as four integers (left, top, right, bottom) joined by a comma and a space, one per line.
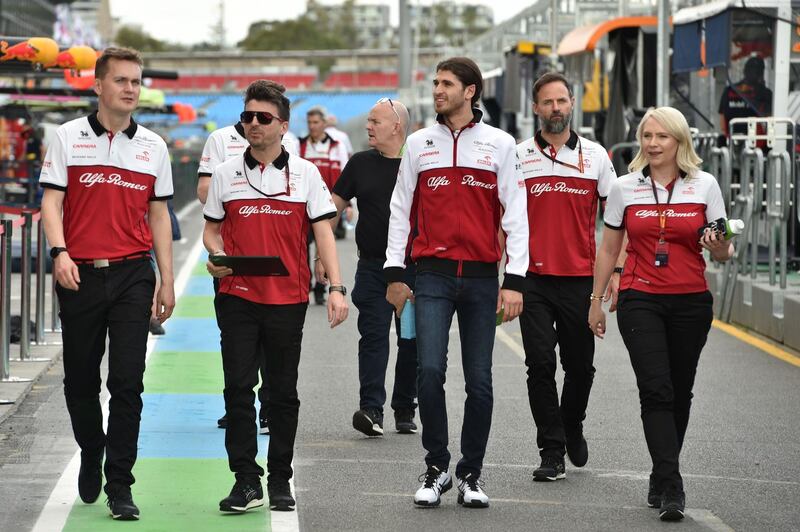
31, 237, 205, 532
495, 326, 526, 361
686, 509, 736, 532
270, 475, 300, 532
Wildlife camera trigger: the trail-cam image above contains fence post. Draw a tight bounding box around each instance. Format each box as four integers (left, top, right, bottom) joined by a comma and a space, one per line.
0, 219, 32, 391
34, 214, 46, 343
18, 212, 32, 360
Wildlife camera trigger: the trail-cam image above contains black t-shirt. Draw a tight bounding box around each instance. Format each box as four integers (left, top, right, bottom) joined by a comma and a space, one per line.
718, 80, 773, 136
333, 149, 401, 259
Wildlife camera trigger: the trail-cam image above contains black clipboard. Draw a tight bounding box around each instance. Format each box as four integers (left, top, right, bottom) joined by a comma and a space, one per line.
209, 255, 289, 277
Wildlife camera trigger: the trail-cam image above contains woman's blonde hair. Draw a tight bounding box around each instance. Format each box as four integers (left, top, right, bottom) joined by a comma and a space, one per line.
628, 107, 702, 177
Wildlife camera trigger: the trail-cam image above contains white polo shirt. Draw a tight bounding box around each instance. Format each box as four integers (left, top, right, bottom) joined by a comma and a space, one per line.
204, 148, 336, 305
517, 130, 615, 276
198, 123, 299, 177
40, 112, 173, 259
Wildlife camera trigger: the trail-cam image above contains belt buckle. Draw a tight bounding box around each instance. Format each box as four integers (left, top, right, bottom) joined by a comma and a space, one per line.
93, 259, 110, 268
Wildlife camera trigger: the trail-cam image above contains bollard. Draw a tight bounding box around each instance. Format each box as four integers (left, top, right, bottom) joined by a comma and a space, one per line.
35, 215, 46, 343
738, 148, 764, 278
766, 151, 792, 289
0, 219, 31, 386
18, 212, 32, 360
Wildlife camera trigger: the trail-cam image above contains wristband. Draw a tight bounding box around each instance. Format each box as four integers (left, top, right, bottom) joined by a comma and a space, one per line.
613, 266, 624, 274
589, 293, 604, 302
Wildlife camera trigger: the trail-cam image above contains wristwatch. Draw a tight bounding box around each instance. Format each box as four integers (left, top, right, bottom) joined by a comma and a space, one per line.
328, 285, 347, 296
49, 247, 68, 259
613, 267, 624, 274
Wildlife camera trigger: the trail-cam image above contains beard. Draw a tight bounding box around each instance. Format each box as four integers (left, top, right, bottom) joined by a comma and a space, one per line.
542, 109, 572, 134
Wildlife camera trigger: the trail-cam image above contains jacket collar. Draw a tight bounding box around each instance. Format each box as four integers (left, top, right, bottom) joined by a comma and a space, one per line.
88, 111, 137, 139
535, 129, 578, 151
435, 108, 483, 129
244, 146, 288, 170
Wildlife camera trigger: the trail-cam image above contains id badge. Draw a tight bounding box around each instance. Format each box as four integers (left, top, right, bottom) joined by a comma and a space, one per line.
654, 240, 669, 267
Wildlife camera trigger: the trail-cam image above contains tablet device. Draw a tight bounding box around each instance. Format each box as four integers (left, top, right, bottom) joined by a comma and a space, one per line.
208, 255, 289, 277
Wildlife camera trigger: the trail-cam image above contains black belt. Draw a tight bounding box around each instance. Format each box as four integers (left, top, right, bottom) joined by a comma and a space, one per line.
72, 252, 151, 269
415, 257, 497, 278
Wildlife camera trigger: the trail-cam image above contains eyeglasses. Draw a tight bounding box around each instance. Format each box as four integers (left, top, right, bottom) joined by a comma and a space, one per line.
240, 111, 283, 125
376, 97, 400, 123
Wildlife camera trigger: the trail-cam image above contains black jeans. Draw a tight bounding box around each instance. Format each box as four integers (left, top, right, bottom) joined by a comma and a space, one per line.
214, 277, 269, 417
351, 258, 417, 414
616, 289, 713, 493
519, 274, 595, 459
215, 294, 307, 483
57, 258, 154, 495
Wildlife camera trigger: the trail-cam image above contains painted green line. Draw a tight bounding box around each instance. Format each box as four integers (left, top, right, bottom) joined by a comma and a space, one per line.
174, 295, 216, 318
192, 260, 210, 276
144, 351, 223, 395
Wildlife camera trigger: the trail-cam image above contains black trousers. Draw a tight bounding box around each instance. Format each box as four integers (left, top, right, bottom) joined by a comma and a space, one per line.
57, 258, 154, 495
519, 274, 595, 459
616, 289, 713, 493
214, 278, 269, 416
215, 293, 307, 483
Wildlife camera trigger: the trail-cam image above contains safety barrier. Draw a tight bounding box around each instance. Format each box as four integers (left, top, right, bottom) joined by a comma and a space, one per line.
0, 205, 54, 402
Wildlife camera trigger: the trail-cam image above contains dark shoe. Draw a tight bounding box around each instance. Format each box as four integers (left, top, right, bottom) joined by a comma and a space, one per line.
647, 473, 661, 508
565, 431, 588, 467
532, 456, 566, 482
217, 414, 227, 429
107, 488, 139, 520
219, 480, 264, 513
78, 450, 103, 504
394, 408, 417, 434
456, 473, 489, 508
352, 408, 384, 437
267, 478, 296, 511
259, 417, 270, 435
659, 488, 686, 521
149, 318, 165, 335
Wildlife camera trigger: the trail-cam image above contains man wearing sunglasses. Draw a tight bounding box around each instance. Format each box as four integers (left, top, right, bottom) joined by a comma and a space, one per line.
203, 80, 349, 514
516, 72, 615, 482
197, 81, 299, 435
385, 57, 528, 508
317, 97, 419, 438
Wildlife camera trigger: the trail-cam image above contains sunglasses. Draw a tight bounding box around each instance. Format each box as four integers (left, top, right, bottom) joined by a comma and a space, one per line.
240, 111, 283, 125
376, 97, 400, 122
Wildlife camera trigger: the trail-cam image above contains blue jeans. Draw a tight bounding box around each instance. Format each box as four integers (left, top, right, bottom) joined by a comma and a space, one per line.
351, 259, 417, 413
414, 271, 499, 478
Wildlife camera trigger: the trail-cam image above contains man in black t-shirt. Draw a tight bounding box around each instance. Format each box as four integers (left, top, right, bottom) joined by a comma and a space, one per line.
318, 98, 418, 437
718, 56, 773, 140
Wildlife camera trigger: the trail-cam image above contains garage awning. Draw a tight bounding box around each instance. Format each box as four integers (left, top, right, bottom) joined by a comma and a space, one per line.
556, 16, 658, 57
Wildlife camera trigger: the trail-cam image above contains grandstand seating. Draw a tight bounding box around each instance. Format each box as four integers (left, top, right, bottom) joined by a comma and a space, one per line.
323, 70, 427, 88
149, 74, 317, 91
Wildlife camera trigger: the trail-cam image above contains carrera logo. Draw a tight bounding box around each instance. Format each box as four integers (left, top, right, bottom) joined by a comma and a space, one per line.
230, 180, 247, 186
239, 204, 293, 217
523, 158, 543, 165
477, 155, 492, 166
461, 174, 496, 189
529, 182, 589, 197
633, 186, 651, 193
634, 209, 698, 218
427, 176, 450, 190
228, 144, 246, 150
136, 151, 150, 162
419, 150, 439, 158
79, 172, 148, 191
72, 143, 96, 149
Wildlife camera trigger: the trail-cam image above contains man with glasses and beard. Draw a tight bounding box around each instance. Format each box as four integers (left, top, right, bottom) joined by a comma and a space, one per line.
204, 80, 348, 514
517, 72, 615, 482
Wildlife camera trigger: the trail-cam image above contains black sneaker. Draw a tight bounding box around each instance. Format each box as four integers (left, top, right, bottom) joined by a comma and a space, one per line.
217, 414, 227, 429
219, 480, 264, 513
267, 478, 296, 511
565, 431, 588, 467
532, 456, 566, 482
647, 473, 661, 508
78, 450, 103, 504
352, 408, 384, 437
659, 488, 686, 521
107, 488, 139, 520
259, 417, 270, 435
394, 408, 417, 434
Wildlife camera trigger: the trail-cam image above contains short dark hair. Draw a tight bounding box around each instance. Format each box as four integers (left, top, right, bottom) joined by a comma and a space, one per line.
95, 47, 143, 79
244, 80, 290, 121
532, 72, 573, 103
306, 107, 325, 120
436, 56, 483, 107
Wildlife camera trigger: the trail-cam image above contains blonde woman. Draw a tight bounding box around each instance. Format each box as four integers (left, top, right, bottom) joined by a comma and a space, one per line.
588, 107, 733, 521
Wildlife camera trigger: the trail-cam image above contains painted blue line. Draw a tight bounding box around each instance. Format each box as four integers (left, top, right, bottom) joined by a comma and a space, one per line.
183, 276, 216, 297
154, 318, 220, 352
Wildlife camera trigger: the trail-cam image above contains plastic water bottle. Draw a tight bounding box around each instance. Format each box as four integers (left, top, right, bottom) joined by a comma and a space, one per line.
400, 300, 415, 340
697, 218, 745, 240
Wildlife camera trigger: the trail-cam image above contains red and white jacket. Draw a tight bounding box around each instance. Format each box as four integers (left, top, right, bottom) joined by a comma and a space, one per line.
517, 130, 615, 276
298, 134, 348, 190
604, 166, 727, 294
384, 111, 529, 291
39, 112, 173, 259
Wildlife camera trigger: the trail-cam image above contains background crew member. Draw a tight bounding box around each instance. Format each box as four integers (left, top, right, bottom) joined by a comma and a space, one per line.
325, 113, 353, 157
40, 47, 175, 521
318, 97, 418, 437
718, 55, 772, 141
196, 80, 295, 434
589, 107, 733, 522
204, 81, 348, 514
385, 57, 528, 509
517, 72, 615, 481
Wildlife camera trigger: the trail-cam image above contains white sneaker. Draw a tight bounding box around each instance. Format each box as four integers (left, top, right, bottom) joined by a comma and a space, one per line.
457, 473, 489, 508
413, 465, 452, 507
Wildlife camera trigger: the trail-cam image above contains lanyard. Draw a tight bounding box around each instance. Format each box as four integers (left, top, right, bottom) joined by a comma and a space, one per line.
242, 149, 291, 199
650, 177, 675, 241
536, 137, 584, 173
